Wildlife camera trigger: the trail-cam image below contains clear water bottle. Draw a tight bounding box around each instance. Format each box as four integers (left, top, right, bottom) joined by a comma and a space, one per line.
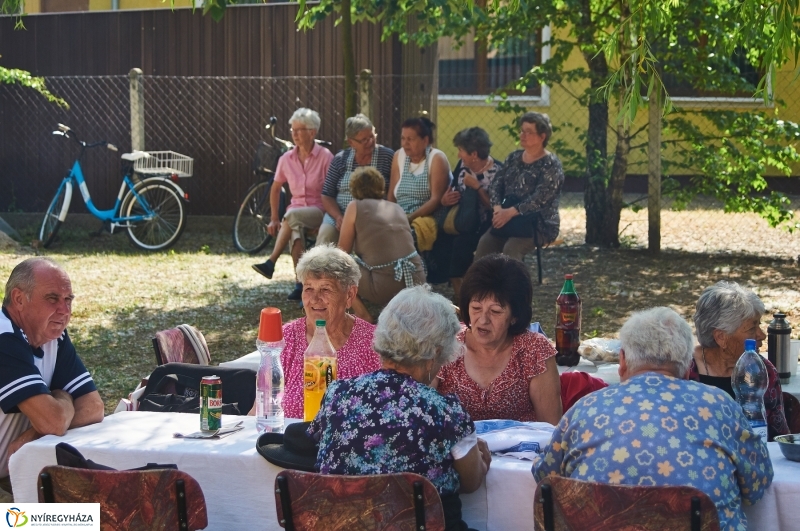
256, 308, 285, 433
732, 338, 768, 442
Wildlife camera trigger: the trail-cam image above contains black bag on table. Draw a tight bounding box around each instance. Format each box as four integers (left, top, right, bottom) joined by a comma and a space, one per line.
138, 363, 257, 415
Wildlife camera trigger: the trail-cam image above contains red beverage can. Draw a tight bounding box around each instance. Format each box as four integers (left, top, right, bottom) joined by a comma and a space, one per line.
200, 375, 222, 431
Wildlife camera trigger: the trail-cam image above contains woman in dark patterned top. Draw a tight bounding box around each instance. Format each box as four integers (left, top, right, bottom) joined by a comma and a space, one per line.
474, 112, 564, 262
308, 285, 491, 531
690, 280, 789, 441
317, 114, 395, 246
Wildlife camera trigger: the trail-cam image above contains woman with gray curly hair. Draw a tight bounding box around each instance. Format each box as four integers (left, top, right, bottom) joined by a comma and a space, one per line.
308, 285, 491, 531
689, 280, 789, 440
272, 244, 380, 419
317, 114, 395, 246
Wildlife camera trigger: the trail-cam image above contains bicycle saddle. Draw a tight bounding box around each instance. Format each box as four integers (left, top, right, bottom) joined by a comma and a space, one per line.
121, 151, 151, 162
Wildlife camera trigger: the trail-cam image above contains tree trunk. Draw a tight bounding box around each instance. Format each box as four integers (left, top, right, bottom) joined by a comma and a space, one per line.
340, 0, 357, 119
582, 53, 611, 246
606, 122, 630, 245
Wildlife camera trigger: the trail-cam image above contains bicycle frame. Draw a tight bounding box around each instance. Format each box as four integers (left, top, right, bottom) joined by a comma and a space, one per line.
56, 160, 151, 228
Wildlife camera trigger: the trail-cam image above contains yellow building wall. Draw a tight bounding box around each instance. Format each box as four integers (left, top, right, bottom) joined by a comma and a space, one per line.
438, 28, 800, 178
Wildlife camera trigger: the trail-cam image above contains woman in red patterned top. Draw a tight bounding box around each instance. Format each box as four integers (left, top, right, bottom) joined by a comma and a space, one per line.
434, 254, 562, 423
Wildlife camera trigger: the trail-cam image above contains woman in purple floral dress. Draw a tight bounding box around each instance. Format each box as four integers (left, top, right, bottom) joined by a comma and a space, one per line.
308, 285, 491, 531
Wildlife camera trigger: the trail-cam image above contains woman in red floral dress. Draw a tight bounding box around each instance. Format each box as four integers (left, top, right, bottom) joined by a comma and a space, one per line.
434, 254, 562, 423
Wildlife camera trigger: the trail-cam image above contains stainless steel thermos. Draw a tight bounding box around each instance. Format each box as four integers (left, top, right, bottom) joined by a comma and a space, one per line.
767, 312, 792, 385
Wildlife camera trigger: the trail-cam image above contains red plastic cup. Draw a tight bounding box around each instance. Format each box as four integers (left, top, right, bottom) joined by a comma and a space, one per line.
258, 307, 283, 342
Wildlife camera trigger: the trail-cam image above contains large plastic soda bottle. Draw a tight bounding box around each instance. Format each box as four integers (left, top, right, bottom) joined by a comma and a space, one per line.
732, 338, 769, 442
255, 307, 285, 433
555, 274, 582, 366
303, 320, 337, 421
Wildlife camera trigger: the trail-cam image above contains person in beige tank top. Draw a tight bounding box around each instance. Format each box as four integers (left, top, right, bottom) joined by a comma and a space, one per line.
338, 167, 426, 323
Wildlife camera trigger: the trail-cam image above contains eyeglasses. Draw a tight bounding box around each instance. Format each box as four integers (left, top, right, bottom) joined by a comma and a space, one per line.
519, 128, 540, 136
350, 132, 376, 145
290, 127, 312, 134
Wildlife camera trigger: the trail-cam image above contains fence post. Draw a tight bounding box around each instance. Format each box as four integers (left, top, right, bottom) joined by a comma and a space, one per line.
359, 69, 373, 119
129, 68, 145, 151
647, 87, 661, 254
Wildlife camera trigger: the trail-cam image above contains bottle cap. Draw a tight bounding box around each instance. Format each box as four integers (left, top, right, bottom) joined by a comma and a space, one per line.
258, 307, 283, 342
316, 320, 326, 327
564, 274, 574, 279
744, 338, 757, 351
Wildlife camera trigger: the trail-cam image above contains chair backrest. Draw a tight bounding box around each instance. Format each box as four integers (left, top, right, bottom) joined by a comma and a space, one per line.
274, 470, 446, 531
153, 324, 211, 366
783, 391, 800, 433
534, 476, 720, 531
559, 371, 608, 412
38, 465, 208, 531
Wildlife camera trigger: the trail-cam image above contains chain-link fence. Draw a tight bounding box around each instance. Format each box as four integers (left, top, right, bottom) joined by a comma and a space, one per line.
2, 72, 799, 258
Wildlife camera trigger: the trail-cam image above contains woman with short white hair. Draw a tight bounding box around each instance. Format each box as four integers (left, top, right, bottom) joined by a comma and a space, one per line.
689, 280, 789, 440
252, 108, 334, 301
618, 306, 694, 378
309, 285, 490, 531
260, 244, 380, 420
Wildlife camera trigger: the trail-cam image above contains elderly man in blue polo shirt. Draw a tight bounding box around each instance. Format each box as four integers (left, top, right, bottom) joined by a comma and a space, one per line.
0, 257, 104, 501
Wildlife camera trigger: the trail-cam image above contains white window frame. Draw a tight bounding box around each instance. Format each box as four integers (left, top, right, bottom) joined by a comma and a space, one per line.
669, 72, 774, 109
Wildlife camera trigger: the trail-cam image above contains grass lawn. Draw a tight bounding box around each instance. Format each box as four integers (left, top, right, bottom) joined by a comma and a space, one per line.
1, 206, 799, 414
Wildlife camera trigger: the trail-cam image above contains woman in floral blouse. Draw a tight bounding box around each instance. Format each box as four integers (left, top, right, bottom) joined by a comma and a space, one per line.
474, 112, 564, 262
308, 285, 491, 531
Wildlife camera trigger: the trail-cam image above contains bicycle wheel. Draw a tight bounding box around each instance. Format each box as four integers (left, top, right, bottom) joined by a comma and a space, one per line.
39, 180, 72, 248
122, 182, 186, 251
233, 180, 273, 253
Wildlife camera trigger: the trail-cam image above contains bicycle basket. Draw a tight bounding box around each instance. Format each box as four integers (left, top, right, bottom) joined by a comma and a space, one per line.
134, 151, 194, 177
253, 141, 281, 177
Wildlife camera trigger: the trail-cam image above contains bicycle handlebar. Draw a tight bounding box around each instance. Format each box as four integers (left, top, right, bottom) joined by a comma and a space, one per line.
52, 124, 116, 155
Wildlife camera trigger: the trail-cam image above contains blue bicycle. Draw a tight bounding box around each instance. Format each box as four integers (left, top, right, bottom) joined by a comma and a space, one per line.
39, 124, 189, 251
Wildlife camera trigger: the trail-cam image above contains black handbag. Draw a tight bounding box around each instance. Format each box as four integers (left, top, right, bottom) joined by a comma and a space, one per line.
137, 363, 256, 414
439, 161, 482, 236
490, 195, 536, 238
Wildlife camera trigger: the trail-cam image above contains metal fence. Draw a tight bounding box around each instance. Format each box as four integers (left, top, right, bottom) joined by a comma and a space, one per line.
1, 72, 799, 258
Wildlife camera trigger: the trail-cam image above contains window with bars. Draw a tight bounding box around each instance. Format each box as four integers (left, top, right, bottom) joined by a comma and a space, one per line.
439, 31, 541, 96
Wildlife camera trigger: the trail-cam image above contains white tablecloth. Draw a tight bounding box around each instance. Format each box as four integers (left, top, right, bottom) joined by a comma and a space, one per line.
10, 412, 799, 531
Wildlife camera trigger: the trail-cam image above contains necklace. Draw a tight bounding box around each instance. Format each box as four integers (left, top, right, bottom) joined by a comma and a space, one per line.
702, 347, 710, 375
408, 159, 424, 173
467, 157, 493, 175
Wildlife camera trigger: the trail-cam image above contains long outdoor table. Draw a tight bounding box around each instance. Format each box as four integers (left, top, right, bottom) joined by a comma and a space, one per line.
9, 411, 800, 530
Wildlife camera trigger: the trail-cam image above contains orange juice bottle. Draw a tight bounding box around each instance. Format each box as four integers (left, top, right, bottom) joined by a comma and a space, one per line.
303, 319, 337, 421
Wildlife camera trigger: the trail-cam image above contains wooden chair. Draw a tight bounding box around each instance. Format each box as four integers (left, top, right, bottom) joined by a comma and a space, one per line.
783, 391, 800, 433
534, 476, 720, 531
38, 465, 208, 531
152, 324, 211, 366
274, 470, 445, 531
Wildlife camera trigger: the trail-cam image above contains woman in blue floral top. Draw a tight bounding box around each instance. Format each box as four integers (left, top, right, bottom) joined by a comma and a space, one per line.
308, 285, 491, 531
